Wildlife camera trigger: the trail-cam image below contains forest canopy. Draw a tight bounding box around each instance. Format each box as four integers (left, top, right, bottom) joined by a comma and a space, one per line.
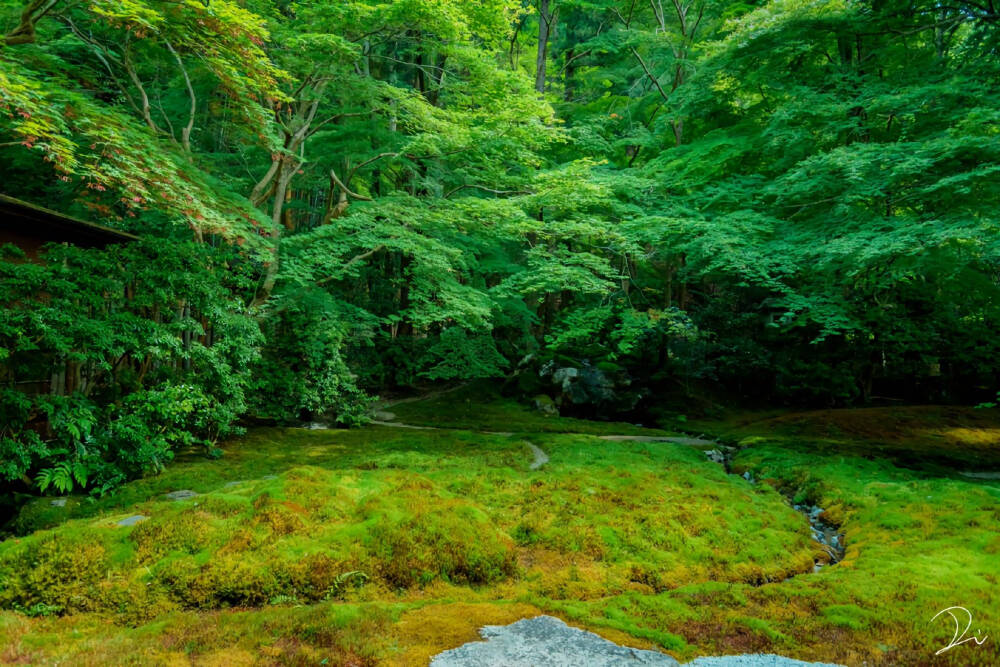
2, 0, 1000, 493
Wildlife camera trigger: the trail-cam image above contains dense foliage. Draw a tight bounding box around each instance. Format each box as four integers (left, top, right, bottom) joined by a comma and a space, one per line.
0, 237, 260, 494
2, 0, 1000, 491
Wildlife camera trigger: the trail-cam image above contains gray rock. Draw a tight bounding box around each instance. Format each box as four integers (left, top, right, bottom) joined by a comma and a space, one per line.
565, 363, 616, 405
224, 480, 245, 488
431, 617, 845, 667
552, 367, 579, 391
116, 515, 148, 527
705, 449, 726, 464
687, 655, 843, 666
164, 489, 198, 501
742, 471, 755, 483
50, 498, 67, 507
527, 442, 549, 470
533, 394, 559, 416
431, 615, 679, 666
960, 471, 1000, 480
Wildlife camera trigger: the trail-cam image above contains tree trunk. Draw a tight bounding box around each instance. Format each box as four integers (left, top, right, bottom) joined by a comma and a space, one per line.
257, 163, 294, 304
535, 0, 552, 93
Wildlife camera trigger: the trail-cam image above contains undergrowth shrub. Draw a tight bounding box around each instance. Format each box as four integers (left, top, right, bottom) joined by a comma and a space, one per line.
251, 289, 372, 425
367, 500, 517, 587
0, 239, 260, 494
131, 511, 219, 562
0, 534, 108, 614
0, 237, 376, 496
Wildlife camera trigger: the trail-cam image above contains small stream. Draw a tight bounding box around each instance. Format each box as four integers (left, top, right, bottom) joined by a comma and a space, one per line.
300, 416, 848, 577
708, 449, 846, 574
794, 502, 846, 569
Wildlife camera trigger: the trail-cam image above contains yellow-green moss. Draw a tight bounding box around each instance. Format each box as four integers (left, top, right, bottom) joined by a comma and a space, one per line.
1, 399, 998, 665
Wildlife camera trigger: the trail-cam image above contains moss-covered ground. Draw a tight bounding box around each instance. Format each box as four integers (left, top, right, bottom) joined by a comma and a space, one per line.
1, 395, 998, 665
382, 384, 668, 435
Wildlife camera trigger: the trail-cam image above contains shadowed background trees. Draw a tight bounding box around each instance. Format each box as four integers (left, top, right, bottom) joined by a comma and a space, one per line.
2, 0, 1000, 492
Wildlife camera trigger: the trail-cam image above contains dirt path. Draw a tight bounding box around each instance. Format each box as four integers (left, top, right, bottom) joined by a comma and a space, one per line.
375, 384, 469, 410
362, 416, 719, 471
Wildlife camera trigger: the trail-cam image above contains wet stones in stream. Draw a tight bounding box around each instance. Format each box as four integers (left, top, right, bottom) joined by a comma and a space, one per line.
705, 449, 727, 465
794, 504, 845, 568
702, 447, 846, 573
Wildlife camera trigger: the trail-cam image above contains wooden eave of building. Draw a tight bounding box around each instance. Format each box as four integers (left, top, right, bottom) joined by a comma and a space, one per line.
0, 194, 139, 256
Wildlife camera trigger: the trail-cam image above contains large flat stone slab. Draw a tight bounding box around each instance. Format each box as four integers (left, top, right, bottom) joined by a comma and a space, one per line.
431, 615, 679, 666
687, 656, 843, 666
431, 616, 846, 667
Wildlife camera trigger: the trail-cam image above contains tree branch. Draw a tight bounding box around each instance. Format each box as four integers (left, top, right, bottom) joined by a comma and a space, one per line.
63, 17, 141, 115
314, 245, 387, 286
630, 47, 670, 102
444, 184, 531, 198
330, 167, 373, 201
3, 0, 61, 46
305, 111, 372, 137
165, 41, 196, 153
123, 40, 165, 136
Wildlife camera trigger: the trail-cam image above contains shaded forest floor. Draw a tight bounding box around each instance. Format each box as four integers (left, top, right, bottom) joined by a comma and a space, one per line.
1, 396, 998, 666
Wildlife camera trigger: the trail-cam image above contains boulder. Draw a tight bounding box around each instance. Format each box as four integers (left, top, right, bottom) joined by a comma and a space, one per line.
533, 394, 559, 416
552, 367, 578, 391
521, 357, 646, 419
431, 615, 679, 666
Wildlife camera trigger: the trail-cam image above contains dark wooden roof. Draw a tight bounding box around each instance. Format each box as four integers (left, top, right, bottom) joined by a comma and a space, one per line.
0, 194, 139, 248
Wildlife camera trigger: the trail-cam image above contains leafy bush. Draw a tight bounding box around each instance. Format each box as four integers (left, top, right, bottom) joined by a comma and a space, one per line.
0, 239, 259, 493
251, 289, 372, 424
418, 328, 508, 380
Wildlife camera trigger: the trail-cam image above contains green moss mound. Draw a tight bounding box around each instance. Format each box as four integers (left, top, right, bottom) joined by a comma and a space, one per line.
0, 466, 519, 619
0, 426, 815, 622
3, 400, 999, 665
